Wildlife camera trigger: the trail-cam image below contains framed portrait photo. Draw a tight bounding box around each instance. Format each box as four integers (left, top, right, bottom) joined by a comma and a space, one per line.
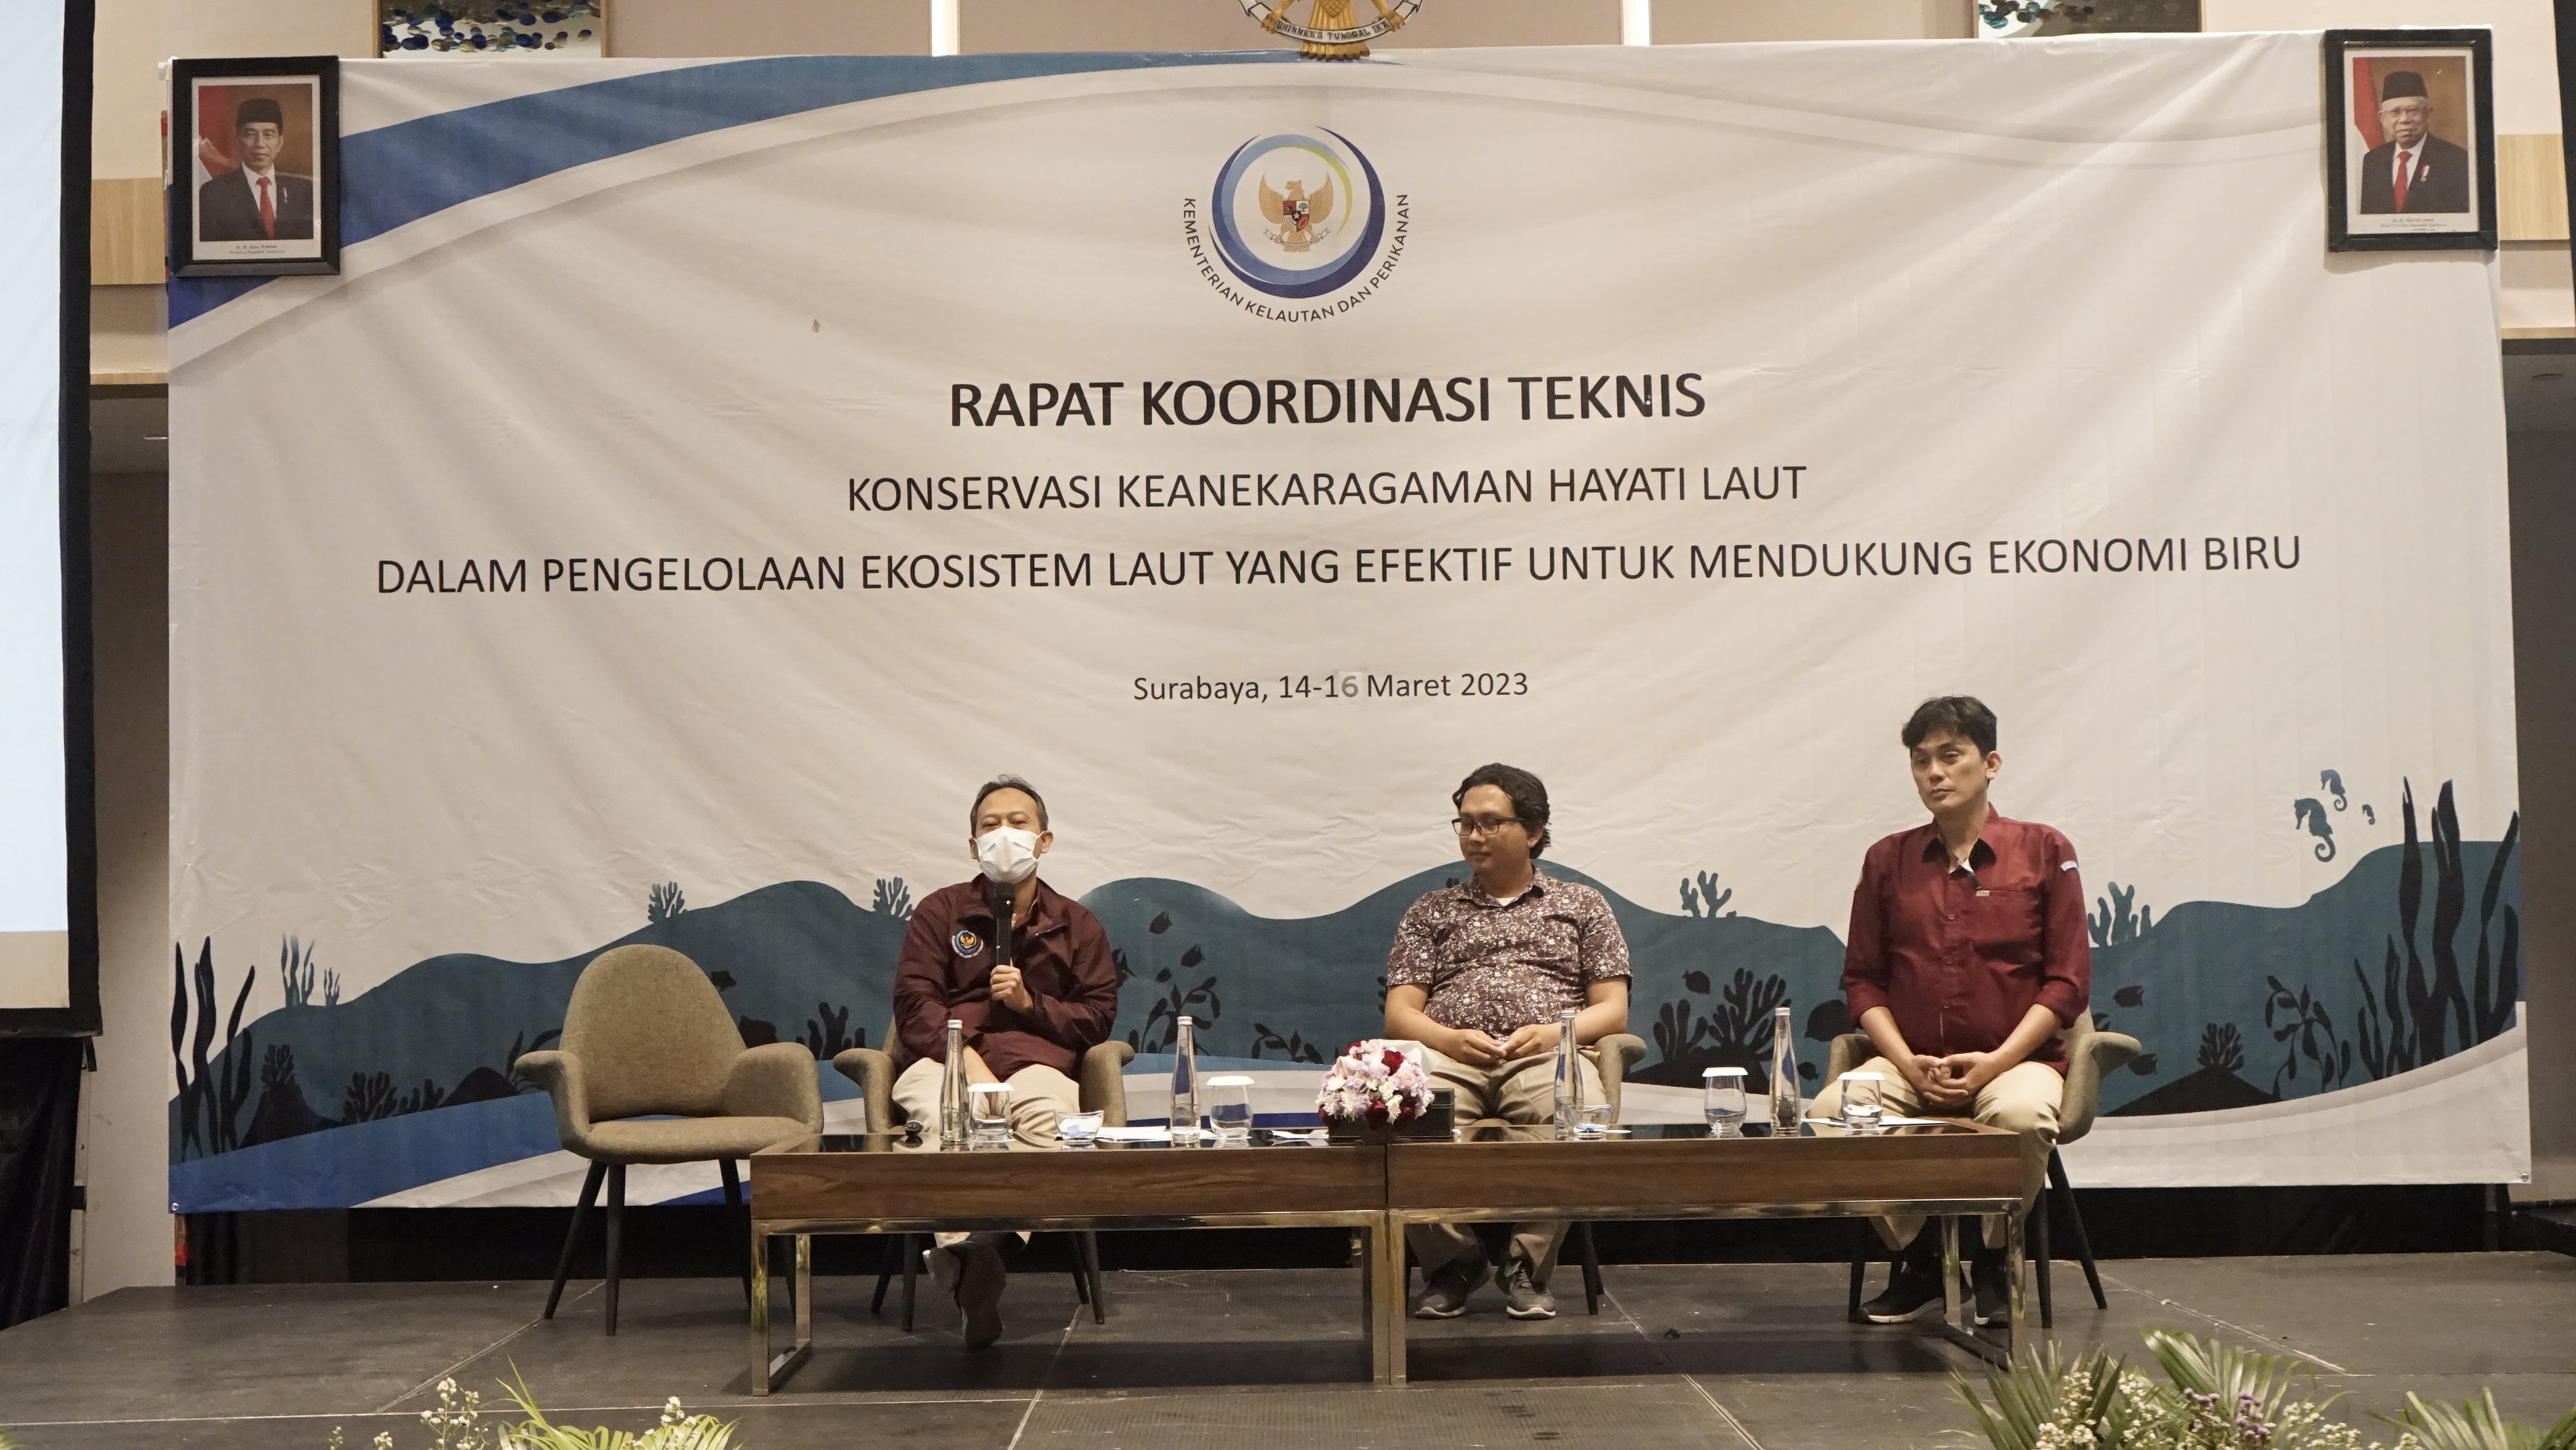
2325, 29, 2495, 252
168, 56, 340, 277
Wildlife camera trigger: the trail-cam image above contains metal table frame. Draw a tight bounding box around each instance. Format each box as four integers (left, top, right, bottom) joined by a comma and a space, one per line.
750, 1207, 1402, 1392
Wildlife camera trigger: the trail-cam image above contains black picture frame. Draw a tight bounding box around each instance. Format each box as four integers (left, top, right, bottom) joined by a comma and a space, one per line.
168, 56, 340, 277
2324, 29, 2496, 253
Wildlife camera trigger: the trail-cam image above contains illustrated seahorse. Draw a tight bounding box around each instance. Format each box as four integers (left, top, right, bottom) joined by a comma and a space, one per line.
2320, 769, 2348, 811
2293, 798, 2337, 862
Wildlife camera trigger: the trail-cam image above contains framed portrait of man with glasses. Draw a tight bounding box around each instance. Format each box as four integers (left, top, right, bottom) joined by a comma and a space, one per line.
2325, 30, 2494, 252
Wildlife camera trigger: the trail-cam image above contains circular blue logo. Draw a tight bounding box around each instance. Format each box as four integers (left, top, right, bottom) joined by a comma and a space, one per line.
1208, 130, 1387, 300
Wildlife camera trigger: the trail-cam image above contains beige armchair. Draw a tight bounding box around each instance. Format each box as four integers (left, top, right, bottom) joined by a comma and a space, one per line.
837, 1019, 1133, 1328
1826, 1013, 2141, 1326
516, 944, 823, 1335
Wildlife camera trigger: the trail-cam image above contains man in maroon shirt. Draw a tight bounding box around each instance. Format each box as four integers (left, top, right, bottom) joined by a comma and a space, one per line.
1816, 697, 2090, 1326
891, 775, 1120, 1347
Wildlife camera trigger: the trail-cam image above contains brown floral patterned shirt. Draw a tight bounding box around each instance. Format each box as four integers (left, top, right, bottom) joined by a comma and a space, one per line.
1385, 871, 1632, 1036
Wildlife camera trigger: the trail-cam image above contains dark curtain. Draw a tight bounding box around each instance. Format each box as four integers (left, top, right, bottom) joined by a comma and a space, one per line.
0, 1036, 82, 1327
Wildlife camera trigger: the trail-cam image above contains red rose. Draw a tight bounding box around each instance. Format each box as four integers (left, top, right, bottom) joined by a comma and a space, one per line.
1380, 1049, 1403, 1073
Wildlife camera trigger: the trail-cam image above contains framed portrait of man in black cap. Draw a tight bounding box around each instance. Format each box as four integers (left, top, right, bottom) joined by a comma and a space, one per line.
168, 57, 340, 276
2325, 31, 2494, 252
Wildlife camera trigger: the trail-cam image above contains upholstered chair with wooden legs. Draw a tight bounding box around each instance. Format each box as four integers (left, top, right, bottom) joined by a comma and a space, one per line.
516, 944, 823, 1335
1827, 1014, 2141, 1326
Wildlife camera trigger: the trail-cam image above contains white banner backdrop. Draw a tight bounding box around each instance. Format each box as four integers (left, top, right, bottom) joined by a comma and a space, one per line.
166, 37, 2524, 1209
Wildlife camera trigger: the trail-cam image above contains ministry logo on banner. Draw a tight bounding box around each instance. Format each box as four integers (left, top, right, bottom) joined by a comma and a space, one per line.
1183, 129, 1406, 321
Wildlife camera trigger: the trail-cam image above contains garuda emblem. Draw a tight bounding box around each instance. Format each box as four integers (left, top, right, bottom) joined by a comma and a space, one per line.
1238, 0, 1425, 61
1260, 176, 1336, 251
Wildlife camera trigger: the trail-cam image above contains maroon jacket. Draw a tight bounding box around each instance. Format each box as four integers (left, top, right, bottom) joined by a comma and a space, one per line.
1841, 810, 2091, 1072
893, 877, 1119, 1080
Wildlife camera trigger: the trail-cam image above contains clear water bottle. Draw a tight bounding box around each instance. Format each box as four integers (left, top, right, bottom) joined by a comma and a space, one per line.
939, 1018, 968, 1147
1552, 1006, 1583, 1139
1171, 1014, 1200, 1142
1768, 1004, 1801, 1132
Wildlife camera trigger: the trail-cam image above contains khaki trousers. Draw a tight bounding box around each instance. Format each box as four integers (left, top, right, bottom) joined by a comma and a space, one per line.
893, 1057, 1083, 1248
1812, 1055, 2061, 1251
1406, 1047, 1607, 1290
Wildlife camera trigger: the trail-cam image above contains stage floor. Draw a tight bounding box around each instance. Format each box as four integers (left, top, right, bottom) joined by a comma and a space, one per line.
5, 1254, 2571, 1449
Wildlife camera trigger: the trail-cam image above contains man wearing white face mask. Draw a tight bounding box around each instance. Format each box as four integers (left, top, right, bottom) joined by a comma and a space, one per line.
891, 775, 1119, 1346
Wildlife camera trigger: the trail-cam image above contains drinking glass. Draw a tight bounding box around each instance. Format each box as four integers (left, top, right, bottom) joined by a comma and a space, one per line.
1206, 1074, 1255, 1144
1704, 1067, 1747, 1136
1056, 1111, 1103, 1146
1837, 1071, 1886, 1130
1574, 1103, 1615, 1139
967, 1082, 1013, 1147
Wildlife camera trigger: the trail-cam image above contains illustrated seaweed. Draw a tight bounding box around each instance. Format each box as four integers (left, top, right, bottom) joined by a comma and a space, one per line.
397, 1079, 448, 1116
647, 881, 685, 923
2471, 813, 2522, 1040
279, 936, 323, 1008
870, 876, 913, 918
2350, 781, 2520, 1080
323, 969, 340, 1006
504, 1029, 562, 1093
803, 1002, 858, 1057
171, 946, 200, 1159
170, 939, 259, 1158
1128, 944, 1221, 1052
259, 1044, 297, 1090
2196, 1023, 2244, 1073
1678, 870, 1733, 919
2087, 881, 2154, 947
1249, 1023, 1327, 1063
2262, 977, 2351, 1094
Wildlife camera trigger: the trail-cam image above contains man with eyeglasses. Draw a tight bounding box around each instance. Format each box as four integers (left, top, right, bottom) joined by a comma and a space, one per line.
1383, 763, 1631, 1320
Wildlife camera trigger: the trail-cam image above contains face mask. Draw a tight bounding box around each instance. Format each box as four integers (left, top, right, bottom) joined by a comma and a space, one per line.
976, 826, 1041, 885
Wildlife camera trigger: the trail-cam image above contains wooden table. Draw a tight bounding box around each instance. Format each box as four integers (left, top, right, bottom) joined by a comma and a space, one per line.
746, 1131, 1399, 1392
1386, 1120, 2030, 1379
747, 1120, 2030, 1392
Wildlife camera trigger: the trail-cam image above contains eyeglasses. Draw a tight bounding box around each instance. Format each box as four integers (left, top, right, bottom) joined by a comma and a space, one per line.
1451, 815, 1524, 838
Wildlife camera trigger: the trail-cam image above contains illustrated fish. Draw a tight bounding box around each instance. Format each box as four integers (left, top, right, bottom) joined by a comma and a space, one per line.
2113, 985, 2144, 1008
2128, 1055, 2160, 1076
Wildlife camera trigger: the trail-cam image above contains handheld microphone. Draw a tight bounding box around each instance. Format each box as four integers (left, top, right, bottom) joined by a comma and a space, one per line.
986, 875, 1016, 971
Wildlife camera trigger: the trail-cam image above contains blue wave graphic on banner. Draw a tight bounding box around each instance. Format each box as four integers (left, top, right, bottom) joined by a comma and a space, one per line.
171, 50, 1302, 330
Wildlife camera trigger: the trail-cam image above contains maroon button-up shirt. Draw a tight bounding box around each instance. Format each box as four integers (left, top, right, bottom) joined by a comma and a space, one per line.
1840, 809, 2090, 1072
894, 877, 1119, 1081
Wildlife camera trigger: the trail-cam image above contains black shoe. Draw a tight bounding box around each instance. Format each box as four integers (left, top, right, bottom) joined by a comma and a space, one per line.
954, 1240, 1007, 1349
1971, 1245, 2011, 1328
1413, 1253, 1491, 1318
1859, 1241, 1944, 1324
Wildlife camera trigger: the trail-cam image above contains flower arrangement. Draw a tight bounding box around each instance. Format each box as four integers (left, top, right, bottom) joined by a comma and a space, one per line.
1954, 1328, 2576, 1450
1315, 1038, 1434, 1133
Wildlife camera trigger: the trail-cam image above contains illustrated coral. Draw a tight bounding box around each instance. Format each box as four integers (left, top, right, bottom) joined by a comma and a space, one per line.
2198, 1023, 2245, 1074
870, 876, 914, 918
2088, 881, 2155, 947
1678, 870, 1734, 918
802, 1002, 859, 1057
647, 881, 686, 924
